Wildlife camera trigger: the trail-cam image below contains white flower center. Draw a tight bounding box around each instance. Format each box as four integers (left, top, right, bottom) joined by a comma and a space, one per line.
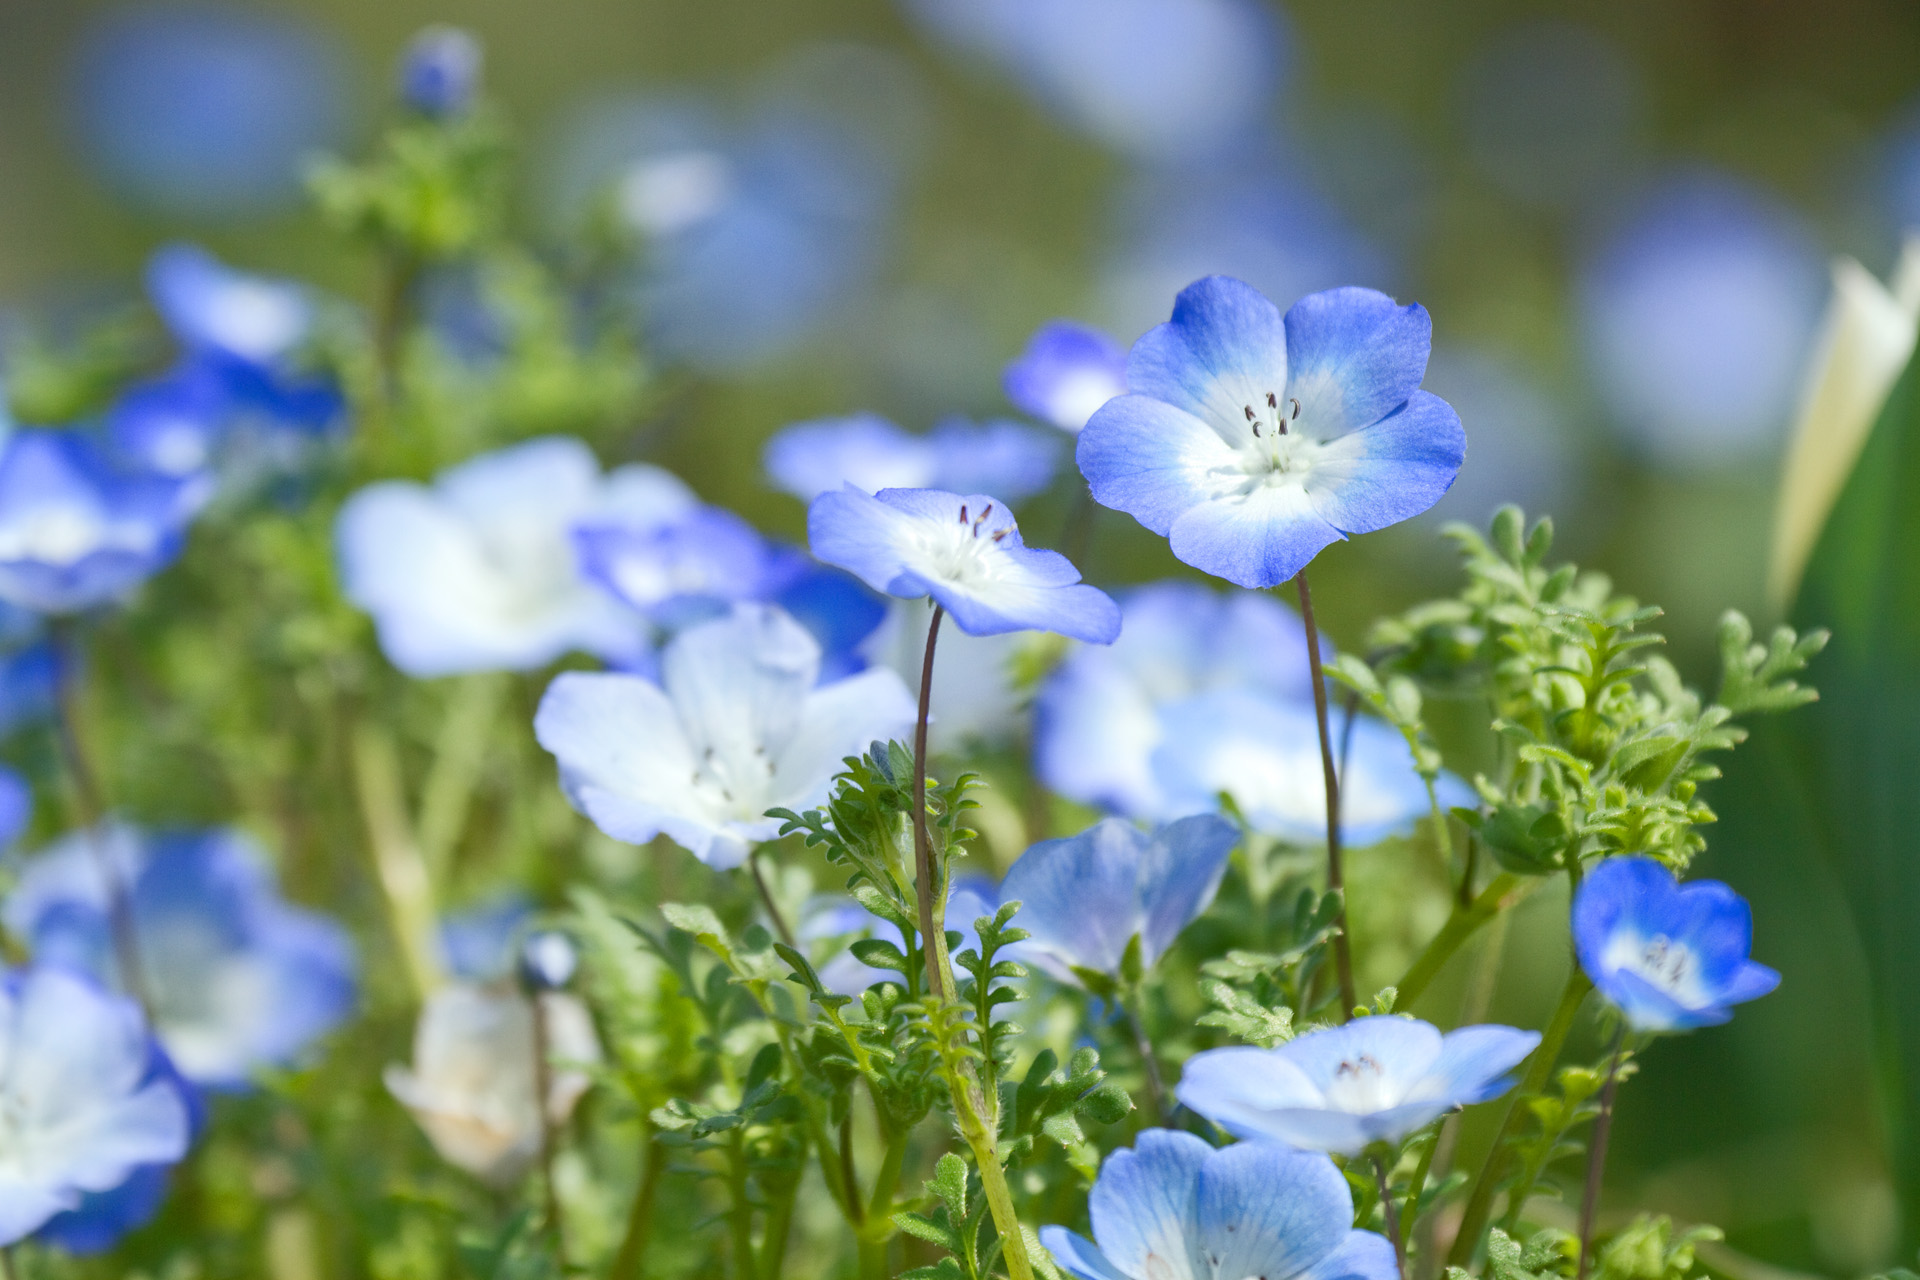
907, 502, 1013, 589
0, 503, 129, 567
1604, 930, 1706, 1007
1322, 1052, 1403, 1114
619, 150, 735, 237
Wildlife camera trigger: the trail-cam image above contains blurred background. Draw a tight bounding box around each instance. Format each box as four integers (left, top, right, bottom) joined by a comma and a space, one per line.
2, 0, 1916, 1272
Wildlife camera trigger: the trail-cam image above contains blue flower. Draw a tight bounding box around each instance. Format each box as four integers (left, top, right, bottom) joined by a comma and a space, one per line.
1177, 1015, 1540, 1155
1571, 856, 1780, 1032
765, 560, 889, 682
0, 638, 60, 739
1077, 275, 1464, 588
147, 245, 315, 369
0, 766, 29, 849
1039, 1128, 1396, 1280
336, 437, 695, 676
0, 967, 193, 1246
1003, 321, 1128, 434
400, 27, 483, 118
1035, 581, 1314, 817
0, 430, 193, 615
765, 414, 1059, 504
573, 505, 783, 625
1151, 690, 1473, 847
4, 825, 358, 1089
808, 487, 1120, 642
440, 894, 534, 983
535, 604, 916, 869
1001, 815, 1237, 982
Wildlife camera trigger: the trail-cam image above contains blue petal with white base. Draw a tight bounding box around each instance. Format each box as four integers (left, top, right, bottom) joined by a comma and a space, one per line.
1177, 1015, 1540, 1156
1078, 276, 1465, 588
534, 604, 915, 870
147, 244, 313, 368
765, 414, 1058, 503
1039, 1128, 1396, 1280
573, 505, 780, 624
1572, 855, 1779, 1032
1001, 815, 1237, 981
808, 486, 1119, 643
1003, 320, 1129, 434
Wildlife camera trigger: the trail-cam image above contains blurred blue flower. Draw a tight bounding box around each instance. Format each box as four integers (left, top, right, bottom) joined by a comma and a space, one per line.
1177, 1015, 1540, 1156
765, 414, 1060, 504
400, 26, 483, 119
809, 487, 1119, 642
0, 638, 61, 740
1572, 855, 1780, 1032
1151, 689, 1472, 847
1578, 172, 1826, 470
1035, 581, 1314, 817
336, 437, 694, 677
1419, 347, 1579, 528
861, 600, 1028, 753
4, 825, 358, 1089
440, 895, 532, 983
0, 766, 29, 849
0, 430, 194, 615
0, 967, 193, 1246
903, 0, 1284, 163
147, 245, 313, 368
1001, 814, 1237, 982
535, 604, 915, 870
68, 5, 347, 219
1040, 1128, 1396, 1280
1003, 321, 1128, 435
1080, 276, 1465, 590
574, 505, 782, 625
519, 930, 579, 991
766, 559, 889, 682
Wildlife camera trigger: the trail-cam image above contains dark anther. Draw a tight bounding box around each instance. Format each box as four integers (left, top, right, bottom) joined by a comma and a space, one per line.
958, 504, 968, 523
991, 529, 1008, 542
1266, 391, 1278, 408
979, 503, 993, 522
1244, 405, 1256, 421
1253, 421, 1261, 437
1290, 397, 1301, 420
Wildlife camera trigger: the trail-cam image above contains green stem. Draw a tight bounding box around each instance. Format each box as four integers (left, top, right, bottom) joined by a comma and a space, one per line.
608, 1132, 664, 1280
1294, 570, 1357, 1018
1395, 874, 1524, 1010
1399, 1132, 1438, 1260
759, 1177, 798, 1280
349, 718, 444, 1000
728, 1131, 756, 1280
1118, 987, 1166, 1125
749, 851, 799, 950
416, 672, 507, 882
1447, 969, 1592, 1267
857, 1120, 911, 1280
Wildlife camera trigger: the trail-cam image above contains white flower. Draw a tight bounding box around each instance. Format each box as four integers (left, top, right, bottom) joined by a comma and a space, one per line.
534, 604, 916, 870
384, 983, 601, 1185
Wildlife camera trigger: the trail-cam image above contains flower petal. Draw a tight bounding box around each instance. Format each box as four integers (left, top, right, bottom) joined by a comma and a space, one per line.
772, 669, 917, 810
1127, 275, 1289, 436
1283, 287, 1433, 438
1299, 1231, 1403, 1280
1002, 819, 1152, 977
1194, 1141, 1354, 1280
1004, 321, 1129, 434
1306, 391, 1466, 535
1040, 1227, 1134, 1280
1078, 394, 1241, 536
1136, 814, 1237, 967
1166, 485, 1346, 589
1417, 1024, 1541, 1107
1087, 1129, 1210, 1280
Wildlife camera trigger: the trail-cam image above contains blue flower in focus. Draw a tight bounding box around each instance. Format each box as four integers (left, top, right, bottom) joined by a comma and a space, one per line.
1001, 815, 1237, 983
5, 825, 358, 1089
1572, 856, 1780, 1032
337, 437, 696, 677
400, 26, 483, 118
1177, 1015, 1540, 1156
0, 431, 193, 615
1079, 276, 1465, 589
1035, 581, 1314, 817
765, 414, 1060, 504
1040, 1128, 1396, 1280
1003, 321, 1128, 435
535, 604, 916, 870
0, 967, 193, 1246
809, 487, 1120, 642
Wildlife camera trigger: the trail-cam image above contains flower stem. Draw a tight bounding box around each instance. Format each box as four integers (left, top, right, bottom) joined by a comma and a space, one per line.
1577, 1029, 1629, 1280
348, 718, 445, 1000
416, 671, 508, 883
608, 1131, 664, 1280
856, 1118, 910, 1280
1375, 1154, 1409, 1280
1293, 570, 1357, 1019
529, 994, 569, 1273
749, 851, 798, 950
1399, 1132, 1438, 1260
1117, 986, 1166, 1125
1394, 874, 1524, 1010
727, 1131, 756, 1280
912, 604, 948, 1000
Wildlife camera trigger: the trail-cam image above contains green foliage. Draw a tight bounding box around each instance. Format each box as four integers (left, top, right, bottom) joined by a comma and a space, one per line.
1196, 887, 1343, 1045
308, 114, 507, 261
1590, 1216, 1722, 1280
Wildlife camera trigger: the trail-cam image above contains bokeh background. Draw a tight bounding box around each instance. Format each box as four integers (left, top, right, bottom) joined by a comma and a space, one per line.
4, 0, 1918, 1272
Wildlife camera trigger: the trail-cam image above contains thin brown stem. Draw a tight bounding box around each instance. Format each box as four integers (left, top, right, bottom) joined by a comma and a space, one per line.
1294, 570, 1357, 1018
1577, 1030, 1629, 1280
748, 852, 798, 950
1376, 1155, 1409, 1280
912, 605, 949, 1001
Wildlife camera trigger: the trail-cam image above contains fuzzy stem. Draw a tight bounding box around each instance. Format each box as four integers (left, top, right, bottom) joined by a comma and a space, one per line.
608, 1132, 664, 1280
912, 605, 948, 1000
748, 851, 798, 950
1395, 874, 1524, 1010
1577, 1030, 1629, 1280
856, 1119, 911, 1280
1376, 1154, 1409, 1280
1294, 570, 1358, 1018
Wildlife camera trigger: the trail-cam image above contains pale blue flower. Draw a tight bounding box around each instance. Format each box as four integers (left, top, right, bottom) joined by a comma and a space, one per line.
147, 244, 314, 369
861, 599, 1027, 753
1078, 275, 1465, 589
1001, 815, 1237, 982
535, 604, 916, 869
440, 895, 533, 983
765, 414, 1059, 504
0, 637, 60, 739
1003, 321, 1128, 434
1035, 581, 1314, 817
336, 437, 694, 676
1040, 1128, 1396, 1280
0, 967, 193, 1246
808, 487, 1119, 642
1572, 856, 1780, 1032
5, 825, 357, 1090
1177, 1015, 1540, 1156
0, 430, 193, 615
573, 505, 783, 624
0, 766, 28, 850
400, 27, 482, 118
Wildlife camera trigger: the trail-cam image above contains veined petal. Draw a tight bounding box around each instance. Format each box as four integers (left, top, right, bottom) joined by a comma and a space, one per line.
1039, 1226, 1133, 1280
773, 669, 917, 809
1088, 1129, 1210, 1280
1176, 1045, 1323, 1121
534, 671, 704, 835
923, 574, 1121, 643
1001, 819, 1151, 977
1417, 1025, 1541, 1106
1299, 1232, 1402, 1280
1194, 1142, 1353, 1280
1136, 814, 1237, 967
1078, 394, 1241, 536
1306, 391, 1466, 535
1283, 287, 1433, 439
1167, 486, 1345, 589
1127, 275, 1289, 438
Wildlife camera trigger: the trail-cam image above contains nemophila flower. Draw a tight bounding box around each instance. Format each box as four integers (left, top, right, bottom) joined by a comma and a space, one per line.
768, 560, 889, 682
1003, 321, 1128, 434
0, 765, 29, 849
1177, 1015, 1540, 1156
4, 825, 358, 1089
1035, 581, 1314, 817
441, 895, 533, 983
385, 983, 601, 1184
535, 604, 915, 870
1001, 815, 1237, 983
808, 487, 1120, 642
765, 414, 1060, 504
0, 430, 194, 615
0, 967, 193, 1246
863, 600, 1027, 753
0, 637, 59, 739
1151, 690, 1473, 847
400, 26, 482, 118
1572, 856, 1780, 1032
1078, 275, 1465, 589
337, 436, 695, 676
1039, 1128, 1396, 1280
148, 244, 314, 369
573, 504, 783, 626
